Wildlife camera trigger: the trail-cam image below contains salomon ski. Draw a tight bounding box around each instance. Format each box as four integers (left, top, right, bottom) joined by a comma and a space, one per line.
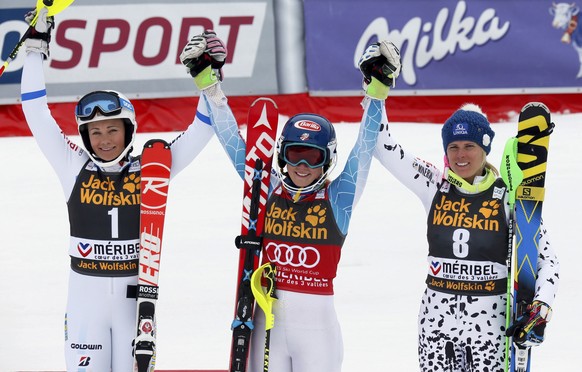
229, 98, 279, 372
507, 102, 554, 372
133, 139, 172, 372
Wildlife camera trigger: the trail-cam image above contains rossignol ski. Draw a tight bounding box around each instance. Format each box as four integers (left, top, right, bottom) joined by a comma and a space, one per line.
505, 102, 554, 372
229, 98, 279, 372
133, 139, 172, 372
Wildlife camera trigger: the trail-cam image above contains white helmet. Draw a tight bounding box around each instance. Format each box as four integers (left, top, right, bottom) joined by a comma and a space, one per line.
75, 90, 137, 167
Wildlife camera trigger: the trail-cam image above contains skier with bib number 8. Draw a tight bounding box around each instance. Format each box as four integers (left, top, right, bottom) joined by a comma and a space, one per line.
364, 40, 560, 371
19, 8, 215, 371
179, 30, 393, 372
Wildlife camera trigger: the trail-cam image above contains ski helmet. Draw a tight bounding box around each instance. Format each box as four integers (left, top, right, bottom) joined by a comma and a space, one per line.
276, 113, 337, 193
75, 90, 137, 167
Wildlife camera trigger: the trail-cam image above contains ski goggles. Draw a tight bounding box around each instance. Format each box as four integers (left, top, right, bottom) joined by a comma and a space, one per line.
75, 91, 134, 121
283, 143, 327, 168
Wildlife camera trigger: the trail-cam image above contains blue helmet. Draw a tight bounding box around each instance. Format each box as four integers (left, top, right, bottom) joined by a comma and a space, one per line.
277, 113, 337, 168
276, 113, 338, 193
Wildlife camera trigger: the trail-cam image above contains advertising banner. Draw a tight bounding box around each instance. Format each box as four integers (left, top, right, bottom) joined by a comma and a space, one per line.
304, 0, 582, 95
0, 0, 278, 104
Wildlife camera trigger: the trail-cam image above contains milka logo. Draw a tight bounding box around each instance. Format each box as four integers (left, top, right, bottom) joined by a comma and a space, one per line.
355, 1, 509, 85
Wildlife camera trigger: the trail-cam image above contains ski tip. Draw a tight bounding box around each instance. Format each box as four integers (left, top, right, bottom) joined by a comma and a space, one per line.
251, 97, 278, 109
519, 102, 551, 124
521, 102, 549, 113
143, 138, 171, 149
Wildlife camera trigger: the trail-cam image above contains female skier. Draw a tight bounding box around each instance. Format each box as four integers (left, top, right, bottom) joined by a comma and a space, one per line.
20, 9, 214, 371
178, 31, 400, 372
360, 41, 560, 371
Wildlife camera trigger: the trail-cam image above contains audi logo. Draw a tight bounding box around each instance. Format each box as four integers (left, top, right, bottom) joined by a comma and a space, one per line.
264, 242, 320, 268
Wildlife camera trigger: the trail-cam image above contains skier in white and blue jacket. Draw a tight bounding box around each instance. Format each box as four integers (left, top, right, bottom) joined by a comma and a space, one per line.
179, 30, 399, 372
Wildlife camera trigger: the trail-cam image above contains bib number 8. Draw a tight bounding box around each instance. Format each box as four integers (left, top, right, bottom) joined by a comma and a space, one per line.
452, 228, 470, 258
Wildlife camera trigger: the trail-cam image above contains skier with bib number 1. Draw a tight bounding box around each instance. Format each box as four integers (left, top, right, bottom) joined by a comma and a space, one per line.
19, 8, 215, 371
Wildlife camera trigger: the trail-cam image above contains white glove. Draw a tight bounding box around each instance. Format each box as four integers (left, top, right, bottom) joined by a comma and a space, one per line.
379, 40, 401, 81
180, 34, 207, 73
180, 30, 227, 90
358, 40, 401, 88
180, 30, 226, 76
24, 7, 54, 58
204, 31, 227, 66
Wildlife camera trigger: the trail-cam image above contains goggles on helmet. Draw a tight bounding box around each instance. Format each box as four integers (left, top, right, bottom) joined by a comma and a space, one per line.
283, 143, 326, 168
75, 91, 134, 122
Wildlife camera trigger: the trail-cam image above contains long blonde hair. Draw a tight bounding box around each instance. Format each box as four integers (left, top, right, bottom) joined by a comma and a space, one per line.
485, 161, 499, 176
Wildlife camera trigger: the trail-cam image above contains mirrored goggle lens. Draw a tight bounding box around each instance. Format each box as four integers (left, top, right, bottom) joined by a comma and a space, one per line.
76, 92, 122, 121
284, 144, 326, 168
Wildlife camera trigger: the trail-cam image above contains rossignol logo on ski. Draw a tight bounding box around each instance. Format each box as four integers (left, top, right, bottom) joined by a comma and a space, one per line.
140, 162, 170, 211
137, 284, 159, 300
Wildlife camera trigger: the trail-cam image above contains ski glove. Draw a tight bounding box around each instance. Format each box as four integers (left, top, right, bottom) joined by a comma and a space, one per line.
506, 300, 553, 348
24, 7, 54, 59
359, 40, 401, 99
180, 30, 227, 90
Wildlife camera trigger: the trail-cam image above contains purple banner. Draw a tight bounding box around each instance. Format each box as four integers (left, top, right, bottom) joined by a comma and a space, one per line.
304, 0, 582, 93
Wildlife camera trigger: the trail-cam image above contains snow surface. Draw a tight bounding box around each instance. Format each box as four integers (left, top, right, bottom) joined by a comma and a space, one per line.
1, 110, 580, 371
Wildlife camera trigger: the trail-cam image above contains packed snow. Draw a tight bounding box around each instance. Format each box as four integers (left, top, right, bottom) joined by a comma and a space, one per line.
1, 108, 580, 371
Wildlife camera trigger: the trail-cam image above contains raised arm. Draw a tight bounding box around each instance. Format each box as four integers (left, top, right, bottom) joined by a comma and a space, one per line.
20, 9, 87, 198
167, 95, 215, 178
365, 41, 444, 213
179, 30, 246, 180
328, 41, 402, 234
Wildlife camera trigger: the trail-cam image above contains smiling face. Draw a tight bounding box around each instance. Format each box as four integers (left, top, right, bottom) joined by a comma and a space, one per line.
86, 119, 126, 162
446, 140, 486, 183
286, 163, 324, 188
